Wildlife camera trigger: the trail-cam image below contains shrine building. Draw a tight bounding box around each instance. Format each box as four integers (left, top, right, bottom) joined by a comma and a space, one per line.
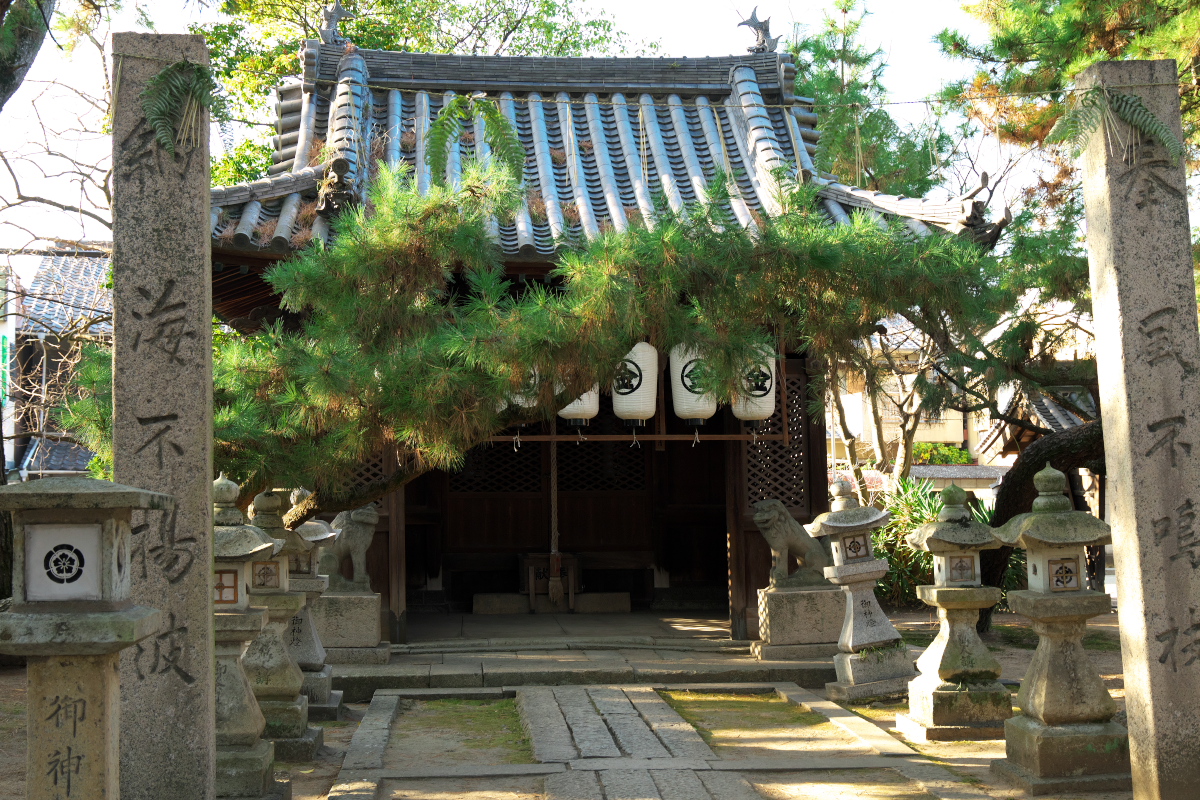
207, 12, 1007, 641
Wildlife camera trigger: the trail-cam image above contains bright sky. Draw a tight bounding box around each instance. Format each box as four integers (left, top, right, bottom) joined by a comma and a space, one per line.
0, 0, 996, 260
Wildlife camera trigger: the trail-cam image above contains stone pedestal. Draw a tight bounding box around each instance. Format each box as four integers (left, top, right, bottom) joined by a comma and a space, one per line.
752, 586, 844, 659
288, 572, 344, 721
215, 609, 290, 800
310, 591, 387, 664
244, 592, 323, 761
823, 558, 915, 701
896, 586, 1013, 742
990, 590, 1130, 794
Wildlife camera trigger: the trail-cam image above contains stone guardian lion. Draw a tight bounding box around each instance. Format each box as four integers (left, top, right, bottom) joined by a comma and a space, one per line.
752, 499, 833, 589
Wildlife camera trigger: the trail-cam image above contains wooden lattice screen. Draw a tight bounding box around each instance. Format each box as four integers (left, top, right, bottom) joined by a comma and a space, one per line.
742, 373, 808, 516
554, 411, 648, 492
448, 439, 542, 493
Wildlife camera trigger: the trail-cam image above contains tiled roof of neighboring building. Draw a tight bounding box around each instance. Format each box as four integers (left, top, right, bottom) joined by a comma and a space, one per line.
909, 465, 1010, 480
208, 40, 1010, 261
21, 437, 94, 474
19, 253, 112, 335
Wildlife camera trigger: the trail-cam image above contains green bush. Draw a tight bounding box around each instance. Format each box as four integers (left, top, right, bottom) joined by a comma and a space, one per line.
872, 478, 937, 608
912, 442, 973, 465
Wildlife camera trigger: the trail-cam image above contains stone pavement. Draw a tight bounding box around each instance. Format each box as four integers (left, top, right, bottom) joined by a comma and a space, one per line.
332, 613, 839, 700
326, 683, 997, 800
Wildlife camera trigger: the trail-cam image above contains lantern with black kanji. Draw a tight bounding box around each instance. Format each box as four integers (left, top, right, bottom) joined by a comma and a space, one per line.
669, 345, 716, 425
732, 347, 776, 426
612, 342, 658, 427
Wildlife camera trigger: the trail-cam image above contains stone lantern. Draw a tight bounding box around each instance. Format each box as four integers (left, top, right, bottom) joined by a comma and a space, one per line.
806, 480, 916, 700
212, 477, 283, 800
989, 465, 1130, 794
242, 486, 322, 760
0, 477, 169, 800
895, 484, 1013, 742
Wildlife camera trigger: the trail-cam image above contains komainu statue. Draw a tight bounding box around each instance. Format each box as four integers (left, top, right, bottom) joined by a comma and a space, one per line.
319, 503, 379, 591
752, 499, 832, 589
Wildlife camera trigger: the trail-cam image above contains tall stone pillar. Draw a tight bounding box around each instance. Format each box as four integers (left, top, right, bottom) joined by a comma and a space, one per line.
1079, 59, 1200, 799
111, 33, 215, 800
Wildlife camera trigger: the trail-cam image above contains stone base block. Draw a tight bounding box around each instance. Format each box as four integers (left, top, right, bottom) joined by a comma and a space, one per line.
906, 677, 1013, 729
991, 758, 1132, 796
216, 740, 276, 798
308, 690, 345, 722
758, 587, 844, 646
324, 644, 390, 665
259, 695, 309, 740
302, 665, 333, 704
825, 675, 912, 702
1000, 715, 1130, 782
751, 642, 840, 660
310, 593, 381, 648
834, 645, 915, 685
472, 592, 632, 614
895, 713, 1005, 742
271, 725, 324, 763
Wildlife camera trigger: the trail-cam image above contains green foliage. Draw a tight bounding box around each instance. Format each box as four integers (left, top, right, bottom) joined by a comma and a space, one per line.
912, 442, 973, 465
55, 343, 113, 480
1047, 86, 1185, 163
211, 138, 273, 186
872, 478, 937, 608
790, 0, 953, 195
140, 59, 221, 156
426, 95, 525, 184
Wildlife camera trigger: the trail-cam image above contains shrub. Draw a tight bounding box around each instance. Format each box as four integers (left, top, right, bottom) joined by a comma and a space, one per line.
872, 478, 937, 608
912, 442, 973, 465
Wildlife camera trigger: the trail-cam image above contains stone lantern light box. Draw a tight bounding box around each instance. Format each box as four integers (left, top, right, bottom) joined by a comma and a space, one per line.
213, 474, 279, 612
995, 466, 1110, 594
907, 484, 1001, 588
8, 476, 175, 607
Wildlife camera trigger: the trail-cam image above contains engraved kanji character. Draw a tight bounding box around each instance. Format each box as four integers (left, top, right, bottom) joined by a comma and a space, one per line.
133, 612, 196, 686
135, 413, 185, 469
45, 695, 86, 737
1146, 416, 1192, 467
131, 280, 196, 366
1139, 307, 1195, 373
46, 747, 84, 796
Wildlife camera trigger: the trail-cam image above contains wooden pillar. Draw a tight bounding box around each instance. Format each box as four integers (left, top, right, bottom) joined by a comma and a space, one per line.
388, 488, 406, 642
726, 439, 748, 640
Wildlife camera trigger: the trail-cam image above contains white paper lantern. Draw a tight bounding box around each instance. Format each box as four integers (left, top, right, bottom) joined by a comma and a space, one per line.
669, 345, 717, 425
612, 343, 658, 427
732, 348, 776, 424
558, 384, 600, 426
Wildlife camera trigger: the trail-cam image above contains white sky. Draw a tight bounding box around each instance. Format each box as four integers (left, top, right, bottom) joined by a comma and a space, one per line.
0, 0, 996, 261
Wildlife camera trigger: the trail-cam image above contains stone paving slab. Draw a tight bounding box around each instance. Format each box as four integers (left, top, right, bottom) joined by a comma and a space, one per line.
599, 769, 664, 800
545, 770, 605, 800
554, 686, 622, 758
696, 771, 763, 800
516, 687, 579, 763
375, 687, 512, 700
605, 713, 672, 759
651, 768, 715, 800
623, 687, 717, 760
484, 665, 639, 687
587, 686, 639, 715
430, 662, 482, 687
571, 758, 711, 771
773, 684, 915, 757
341, 695, 401, 771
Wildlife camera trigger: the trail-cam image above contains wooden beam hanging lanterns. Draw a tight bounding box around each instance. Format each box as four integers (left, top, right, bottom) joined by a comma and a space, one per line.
613, 343, 658, 427
669, 345, 717, 425
732, 347, 777, 427
557, 384, 600, 427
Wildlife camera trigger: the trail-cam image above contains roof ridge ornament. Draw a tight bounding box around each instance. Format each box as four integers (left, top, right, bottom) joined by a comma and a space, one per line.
319, 0, 355, 45
739, 6, 780, 54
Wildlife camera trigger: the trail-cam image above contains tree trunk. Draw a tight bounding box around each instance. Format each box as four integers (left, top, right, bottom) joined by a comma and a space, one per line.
890, 417, 918, 483
0, 1, 58, 115
0, 436, 10, 600
977, 419, 1105, 632
830, 364, 868, 503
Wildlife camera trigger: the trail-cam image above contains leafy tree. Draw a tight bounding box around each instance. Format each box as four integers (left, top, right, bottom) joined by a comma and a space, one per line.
62, 161, 1021, 527
211, 137, 274, 186
198, 0, 652, 121
0, 0, 57, 113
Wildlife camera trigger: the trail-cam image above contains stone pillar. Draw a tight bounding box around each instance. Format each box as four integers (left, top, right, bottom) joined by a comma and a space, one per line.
1078, 59, 1200, 799
807, 480, 915, 701
895, 485, 1012, 741
111, 32, 215, 800
286, 489, 343, 721
0, 477, 172, 800
243, 489, 322, 761
311, 504, 388, 665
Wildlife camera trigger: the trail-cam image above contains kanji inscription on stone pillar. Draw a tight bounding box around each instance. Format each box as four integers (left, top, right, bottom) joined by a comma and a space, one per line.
1080, 59, 1200, 799
111, 33, 215, 800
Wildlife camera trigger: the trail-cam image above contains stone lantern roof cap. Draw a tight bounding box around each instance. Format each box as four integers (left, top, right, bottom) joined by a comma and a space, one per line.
0, 475, 175, 511
296, 519, 337, 544
907, 484, 1002, 552
994, 465, 1111, 548
214, 522, 278, 562
805, 480, 891, 537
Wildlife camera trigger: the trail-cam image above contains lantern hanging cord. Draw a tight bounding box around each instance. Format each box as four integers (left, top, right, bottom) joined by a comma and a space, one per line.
630, 428, 640, 448
512, 429, 522, 451
692, 428, 700, 447
576, 427, 587, 443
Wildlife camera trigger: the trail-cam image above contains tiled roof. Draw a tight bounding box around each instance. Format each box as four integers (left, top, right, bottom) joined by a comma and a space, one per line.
19, 254, 112, 335
21, 437, 95, 474
209, 42, 1009, 260
909, 465, 1010, 480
